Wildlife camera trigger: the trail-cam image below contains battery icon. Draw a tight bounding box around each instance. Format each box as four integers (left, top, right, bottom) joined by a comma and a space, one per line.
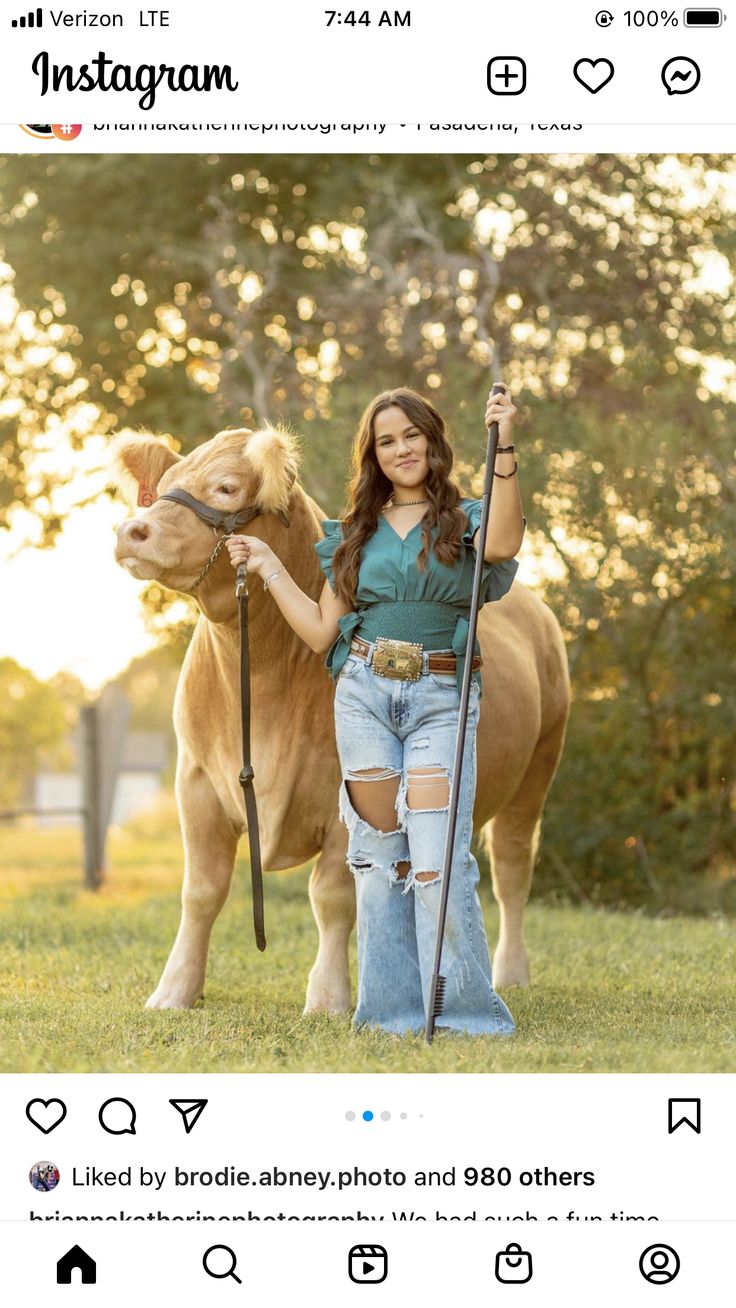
683, 7, 724, 22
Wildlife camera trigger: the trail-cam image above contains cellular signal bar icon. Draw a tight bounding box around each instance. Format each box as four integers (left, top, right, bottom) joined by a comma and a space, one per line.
12, 7, 43, 26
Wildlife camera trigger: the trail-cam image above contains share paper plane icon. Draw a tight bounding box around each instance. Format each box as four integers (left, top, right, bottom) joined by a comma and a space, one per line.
169, 1099, 208, 1134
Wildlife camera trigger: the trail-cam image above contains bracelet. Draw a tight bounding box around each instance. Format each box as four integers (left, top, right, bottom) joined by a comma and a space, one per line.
494, 464, 518, 479
263, 565, 286, 591
496, 444, 515, 453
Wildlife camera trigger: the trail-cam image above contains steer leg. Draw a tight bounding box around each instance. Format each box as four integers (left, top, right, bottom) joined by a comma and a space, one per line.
487, 714, 569, 988
304, 835, 356, 1015
146, 757, 238, 1010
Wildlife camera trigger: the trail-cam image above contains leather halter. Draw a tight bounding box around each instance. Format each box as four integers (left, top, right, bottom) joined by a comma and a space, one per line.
159, 486, 291, 536
159, 488, 290, 594
157, 484, 293, 953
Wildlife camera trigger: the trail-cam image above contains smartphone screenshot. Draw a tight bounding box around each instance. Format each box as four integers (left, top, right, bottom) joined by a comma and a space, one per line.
0, 2, 733, 1302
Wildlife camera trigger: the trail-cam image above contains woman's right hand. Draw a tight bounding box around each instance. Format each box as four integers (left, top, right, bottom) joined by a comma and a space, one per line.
224, 534, 278, 580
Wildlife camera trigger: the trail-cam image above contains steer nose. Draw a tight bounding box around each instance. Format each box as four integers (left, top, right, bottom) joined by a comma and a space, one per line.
118, 517, 151, 546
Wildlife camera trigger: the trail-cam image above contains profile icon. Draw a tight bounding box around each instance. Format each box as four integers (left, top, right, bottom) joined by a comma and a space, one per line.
29, 1161, 60, 1192
20, 124, 83, 141
639, 1244, 680, 1284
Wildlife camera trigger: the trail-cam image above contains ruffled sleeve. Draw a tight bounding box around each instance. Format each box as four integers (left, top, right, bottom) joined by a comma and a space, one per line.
462, 499, 526, 604
313, 518, 343, 592
313, 518, 362, 681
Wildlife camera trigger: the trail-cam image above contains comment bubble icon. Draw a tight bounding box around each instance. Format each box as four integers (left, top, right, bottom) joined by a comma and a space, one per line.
98, 1097, 137, 1135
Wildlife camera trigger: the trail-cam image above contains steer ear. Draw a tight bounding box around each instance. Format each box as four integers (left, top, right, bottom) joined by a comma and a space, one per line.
245, 425, 302, 521
108, 432, 181, 509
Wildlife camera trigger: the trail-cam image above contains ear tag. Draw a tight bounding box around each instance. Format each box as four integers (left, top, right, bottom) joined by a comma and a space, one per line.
137, 481, 157, 508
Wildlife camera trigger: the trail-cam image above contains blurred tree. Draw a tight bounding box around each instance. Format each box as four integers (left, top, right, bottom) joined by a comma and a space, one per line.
2, 153, 734, 523
0, 658, 82, 808
0, 152, 733, 907
0, 259, 117, 539
107, 639, 183, 786
108, 641, 180, 732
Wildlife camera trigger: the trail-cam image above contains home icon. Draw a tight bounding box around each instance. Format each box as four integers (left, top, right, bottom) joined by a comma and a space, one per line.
56, 1244, 97, 1284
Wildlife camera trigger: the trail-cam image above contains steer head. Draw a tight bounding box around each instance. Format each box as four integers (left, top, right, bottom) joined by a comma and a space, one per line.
110, 426, 301, 615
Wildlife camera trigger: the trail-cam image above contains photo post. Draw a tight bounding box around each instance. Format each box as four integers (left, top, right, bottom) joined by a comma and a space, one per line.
0, 3, 733, 1301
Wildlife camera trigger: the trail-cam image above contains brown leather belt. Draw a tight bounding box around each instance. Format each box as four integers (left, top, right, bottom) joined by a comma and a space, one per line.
350, 635, 482, 679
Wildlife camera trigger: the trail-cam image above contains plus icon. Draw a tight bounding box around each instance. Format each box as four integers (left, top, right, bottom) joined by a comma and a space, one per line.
487, 57, 527, 96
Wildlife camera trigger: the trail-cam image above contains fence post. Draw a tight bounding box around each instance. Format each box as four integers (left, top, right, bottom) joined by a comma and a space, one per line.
80, 703, 103, 889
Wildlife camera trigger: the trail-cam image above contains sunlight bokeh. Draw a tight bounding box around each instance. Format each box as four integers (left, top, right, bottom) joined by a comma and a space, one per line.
1, 152, 732, 689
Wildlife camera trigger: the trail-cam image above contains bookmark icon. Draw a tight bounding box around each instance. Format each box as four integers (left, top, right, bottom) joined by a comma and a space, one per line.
668, 1097, 701, 1134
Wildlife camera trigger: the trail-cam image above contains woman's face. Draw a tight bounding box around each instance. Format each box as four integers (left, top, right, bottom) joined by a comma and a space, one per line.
372, 405, 430, 496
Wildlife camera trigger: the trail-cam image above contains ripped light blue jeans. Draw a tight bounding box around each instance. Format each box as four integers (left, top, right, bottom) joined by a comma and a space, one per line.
334, 643, 515, 1038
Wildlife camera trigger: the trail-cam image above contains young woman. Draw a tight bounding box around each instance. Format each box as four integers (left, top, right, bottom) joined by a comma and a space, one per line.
226, 385, 526, 1037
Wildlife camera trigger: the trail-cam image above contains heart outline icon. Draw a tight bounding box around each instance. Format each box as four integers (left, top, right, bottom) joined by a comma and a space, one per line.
573, 58, 615, 93
26, 1098, 67, 1134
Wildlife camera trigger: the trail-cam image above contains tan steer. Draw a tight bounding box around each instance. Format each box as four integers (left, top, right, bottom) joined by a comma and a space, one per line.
111, 425, 570, 1011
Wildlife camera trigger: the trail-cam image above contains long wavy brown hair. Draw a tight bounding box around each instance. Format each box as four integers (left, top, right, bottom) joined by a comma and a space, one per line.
330, 388, 470, 608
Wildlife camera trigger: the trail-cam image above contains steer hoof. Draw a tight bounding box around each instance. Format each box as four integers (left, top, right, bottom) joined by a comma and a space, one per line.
302, 997, 352, 1016
145, 988, 203, 1010
493, 948, 530, 989
303, 970, 352, 1015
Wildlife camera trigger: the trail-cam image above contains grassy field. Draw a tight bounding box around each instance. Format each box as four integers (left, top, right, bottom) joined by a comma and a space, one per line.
0, 814, 734, 1074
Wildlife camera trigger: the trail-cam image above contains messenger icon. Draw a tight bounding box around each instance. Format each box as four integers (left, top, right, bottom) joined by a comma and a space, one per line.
495, 1242, 533, 1283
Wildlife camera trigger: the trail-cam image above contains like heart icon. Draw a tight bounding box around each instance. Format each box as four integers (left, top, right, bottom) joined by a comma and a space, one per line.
26, 1098, 67, 1134
573, 58, 615, 93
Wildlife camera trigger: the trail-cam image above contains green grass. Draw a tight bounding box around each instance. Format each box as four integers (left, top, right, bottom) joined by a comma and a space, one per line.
1, 818, 734, 1073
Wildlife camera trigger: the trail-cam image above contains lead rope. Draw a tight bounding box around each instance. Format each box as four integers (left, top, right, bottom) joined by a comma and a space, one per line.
236, 559, 266, 951
158, 479, 299, 952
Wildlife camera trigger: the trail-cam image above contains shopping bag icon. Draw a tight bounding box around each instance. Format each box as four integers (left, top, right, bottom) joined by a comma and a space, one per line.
495, 1242, 533, 1283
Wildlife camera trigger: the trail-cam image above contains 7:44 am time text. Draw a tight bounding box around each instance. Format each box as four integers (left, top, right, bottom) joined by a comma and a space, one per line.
325, 10, 411, 25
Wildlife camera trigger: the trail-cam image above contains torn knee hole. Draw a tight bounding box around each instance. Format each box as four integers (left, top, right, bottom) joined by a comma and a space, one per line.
343, 767, 404, 835
415, 870, 440, 884
406, 766, 450, 812
395, 860, 411, 881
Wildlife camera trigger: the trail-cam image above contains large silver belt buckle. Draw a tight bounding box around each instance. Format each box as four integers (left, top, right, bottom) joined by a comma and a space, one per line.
372, 638, 423, 681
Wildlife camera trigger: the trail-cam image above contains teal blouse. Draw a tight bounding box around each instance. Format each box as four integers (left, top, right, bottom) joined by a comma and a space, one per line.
314, 499, 526, 699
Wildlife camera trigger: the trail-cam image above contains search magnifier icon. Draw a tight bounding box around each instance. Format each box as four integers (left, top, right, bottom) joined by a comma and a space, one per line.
203, 1245, 242, 1284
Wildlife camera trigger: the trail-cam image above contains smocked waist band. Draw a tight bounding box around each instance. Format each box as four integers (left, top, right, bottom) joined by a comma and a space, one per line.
356, 599, 464, 650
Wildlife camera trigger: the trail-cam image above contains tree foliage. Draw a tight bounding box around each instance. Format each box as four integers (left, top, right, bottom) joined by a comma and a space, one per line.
0, 659, 84, 808
0, 152, 733, 906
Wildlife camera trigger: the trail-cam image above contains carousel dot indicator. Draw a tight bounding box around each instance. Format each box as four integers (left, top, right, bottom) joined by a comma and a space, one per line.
345, 1111, 356, 1121
380, 1111, 391, 1121
362, 1111, 374, 1121
400, 1113, 407, 1120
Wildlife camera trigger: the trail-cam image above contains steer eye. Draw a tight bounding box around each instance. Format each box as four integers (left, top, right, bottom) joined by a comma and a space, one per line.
217, 485, 236, 495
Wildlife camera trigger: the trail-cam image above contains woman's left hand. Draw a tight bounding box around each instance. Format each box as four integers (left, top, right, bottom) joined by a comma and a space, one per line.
484, 383, 518, 444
